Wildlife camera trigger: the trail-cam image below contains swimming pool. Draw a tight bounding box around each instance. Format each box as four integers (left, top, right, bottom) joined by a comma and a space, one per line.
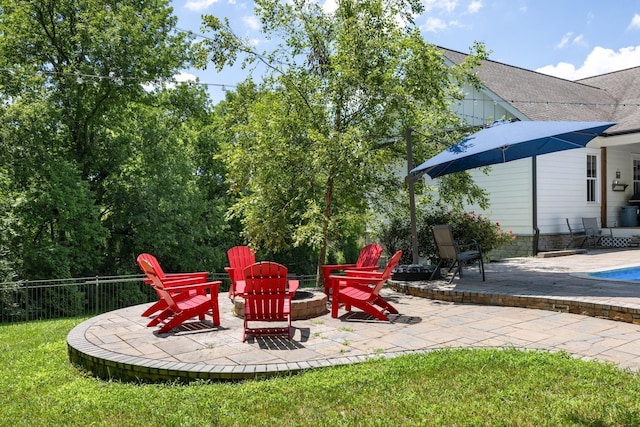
581, 266, 640, 282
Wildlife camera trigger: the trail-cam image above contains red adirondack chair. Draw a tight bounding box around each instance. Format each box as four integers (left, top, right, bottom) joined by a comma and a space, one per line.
225, 246, 256, 299
137, 253, 210, 317
240, 262, 299, 342
138, 258, 221, 334
329, 250, 402, 321
321, 243, 383, 295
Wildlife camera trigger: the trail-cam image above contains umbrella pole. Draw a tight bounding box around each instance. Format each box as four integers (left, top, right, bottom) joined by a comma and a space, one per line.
406, 128, 420, 265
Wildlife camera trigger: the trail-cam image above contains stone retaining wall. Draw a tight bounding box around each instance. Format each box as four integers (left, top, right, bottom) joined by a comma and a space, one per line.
389, 281, 640, 325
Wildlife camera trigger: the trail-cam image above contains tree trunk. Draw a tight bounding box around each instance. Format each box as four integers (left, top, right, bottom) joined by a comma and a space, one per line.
317, 177, 334, 287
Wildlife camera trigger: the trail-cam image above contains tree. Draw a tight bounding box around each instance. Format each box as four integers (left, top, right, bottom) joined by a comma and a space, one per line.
197, 0, 488, 282
101, 85, 236, 274
0, 0, 225, 278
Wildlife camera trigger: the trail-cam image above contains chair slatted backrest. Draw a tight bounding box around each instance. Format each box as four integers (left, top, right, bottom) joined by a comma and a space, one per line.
582, 217, 600, 235
370, 250, 403, 296
432, 225, 459, 260
243, 262, 289, 321
137, 253, 169, 280
138, 258, 180, 312
227, 246, 256, 282
355, 243, 383, 268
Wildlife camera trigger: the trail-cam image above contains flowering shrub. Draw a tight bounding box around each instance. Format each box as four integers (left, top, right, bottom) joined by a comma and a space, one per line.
420, 207, 514, 264
378, 205, 514, 265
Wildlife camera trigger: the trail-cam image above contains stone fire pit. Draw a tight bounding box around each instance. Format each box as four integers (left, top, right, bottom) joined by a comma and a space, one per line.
233, 289, 328, 320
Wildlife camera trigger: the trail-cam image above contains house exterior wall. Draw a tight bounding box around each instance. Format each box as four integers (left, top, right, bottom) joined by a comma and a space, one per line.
464, 158, 534, 235
605, 143, 640, 226
443, 140, 640, 257
420, 78, 640, 258
536, 148, 600, 233
425, 144, 612, 257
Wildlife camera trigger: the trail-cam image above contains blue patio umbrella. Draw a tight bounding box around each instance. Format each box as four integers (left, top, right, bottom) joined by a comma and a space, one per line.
411, 120, 617, 179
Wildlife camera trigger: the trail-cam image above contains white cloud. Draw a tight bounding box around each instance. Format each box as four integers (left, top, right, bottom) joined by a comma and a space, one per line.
185, 0, 220, 11
586, 12, 595, 25
536, 45, 640, 80
628, 14, 640, 30
322, 0, 338, 14
242, 15, 260, 30
555, 32, 587, 49
421, 17, 462, 33
174, 72, 198, 83
422, 17, 448, 32
467, 1, 482, 14
518, 0, 528, 13
142, 72, 198, 92
424, 0, 459, 13
572, 34, 587, 47
555, 32, 573, 49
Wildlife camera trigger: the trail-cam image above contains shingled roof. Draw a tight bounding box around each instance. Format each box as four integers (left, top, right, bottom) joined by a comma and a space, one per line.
439, 47, 640, 134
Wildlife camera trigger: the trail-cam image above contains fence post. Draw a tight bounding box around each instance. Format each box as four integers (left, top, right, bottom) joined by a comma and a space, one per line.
95, 276, 100, 314
24, 280, 29, 322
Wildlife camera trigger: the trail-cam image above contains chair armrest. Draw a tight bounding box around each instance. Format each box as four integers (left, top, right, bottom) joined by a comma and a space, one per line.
586, 227, 611, 237
288, 280, 299, 295
160, 280, 221, 294
343, 268, 383, 278
164, 272, 208, 279
344, 266, 380, 272
458, 239, 482, 253
322, 263, 358, 269
330, 274, 379, 287
321, 263, 358, 276
569, 227, 586, 236
162, 273, 209, 285
321, 264, 358, 288
232, 280, 246, 295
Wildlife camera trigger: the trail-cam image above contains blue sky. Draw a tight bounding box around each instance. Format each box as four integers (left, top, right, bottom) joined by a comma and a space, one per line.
172, 0, 640, 103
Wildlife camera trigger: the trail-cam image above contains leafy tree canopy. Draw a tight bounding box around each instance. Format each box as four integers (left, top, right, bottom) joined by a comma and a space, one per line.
0, 1, 235, 279
197, 0, 489, 280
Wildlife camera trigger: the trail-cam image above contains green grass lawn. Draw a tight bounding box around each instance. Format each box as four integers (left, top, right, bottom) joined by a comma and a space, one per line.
2, 318, 640, 426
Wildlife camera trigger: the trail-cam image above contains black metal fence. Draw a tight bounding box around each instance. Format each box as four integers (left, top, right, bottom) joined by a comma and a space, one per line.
0, 273, 318, 324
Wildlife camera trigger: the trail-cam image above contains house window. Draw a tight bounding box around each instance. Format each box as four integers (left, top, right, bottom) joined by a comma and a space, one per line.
634, 159, 640, 194
587, 154, 598, 203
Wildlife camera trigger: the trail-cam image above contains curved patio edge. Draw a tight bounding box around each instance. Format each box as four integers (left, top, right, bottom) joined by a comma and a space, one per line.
67, 252, 640, 383
65, 301, 426, 383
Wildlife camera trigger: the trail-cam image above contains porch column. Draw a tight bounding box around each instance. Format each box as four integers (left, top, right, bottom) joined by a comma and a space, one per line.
601, 147, 607, 226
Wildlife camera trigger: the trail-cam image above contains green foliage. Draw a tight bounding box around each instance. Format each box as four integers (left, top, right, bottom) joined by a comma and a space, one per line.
0, 1, 239, 279
3, 319, 640, 426
379, 205, 514, 264
100, 86, 236, 275
0, 169, 19, 282
15, 159, 108, 278
201, 0, 488, 281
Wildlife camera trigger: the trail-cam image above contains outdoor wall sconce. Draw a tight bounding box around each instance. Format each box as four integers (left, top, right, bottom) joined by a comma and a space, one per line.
612, 170, 628, 191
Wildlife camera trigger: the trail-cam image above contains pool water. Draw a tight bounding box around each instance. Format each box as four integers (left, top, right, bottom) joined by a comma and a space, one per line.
588, 266, 640, 282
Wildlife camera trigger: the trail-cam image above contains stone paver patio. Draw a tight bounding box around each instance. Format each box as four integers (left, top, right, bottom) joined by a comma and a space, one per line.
67, 248, 640, 382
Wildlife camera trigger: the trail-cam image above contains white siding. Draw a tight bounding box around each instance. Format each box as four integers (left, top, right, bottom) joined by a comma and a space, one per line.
426, 158, 534, 235
536, 148, 597, 233
451, 83, 520, 126
421, 83, 640, 237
